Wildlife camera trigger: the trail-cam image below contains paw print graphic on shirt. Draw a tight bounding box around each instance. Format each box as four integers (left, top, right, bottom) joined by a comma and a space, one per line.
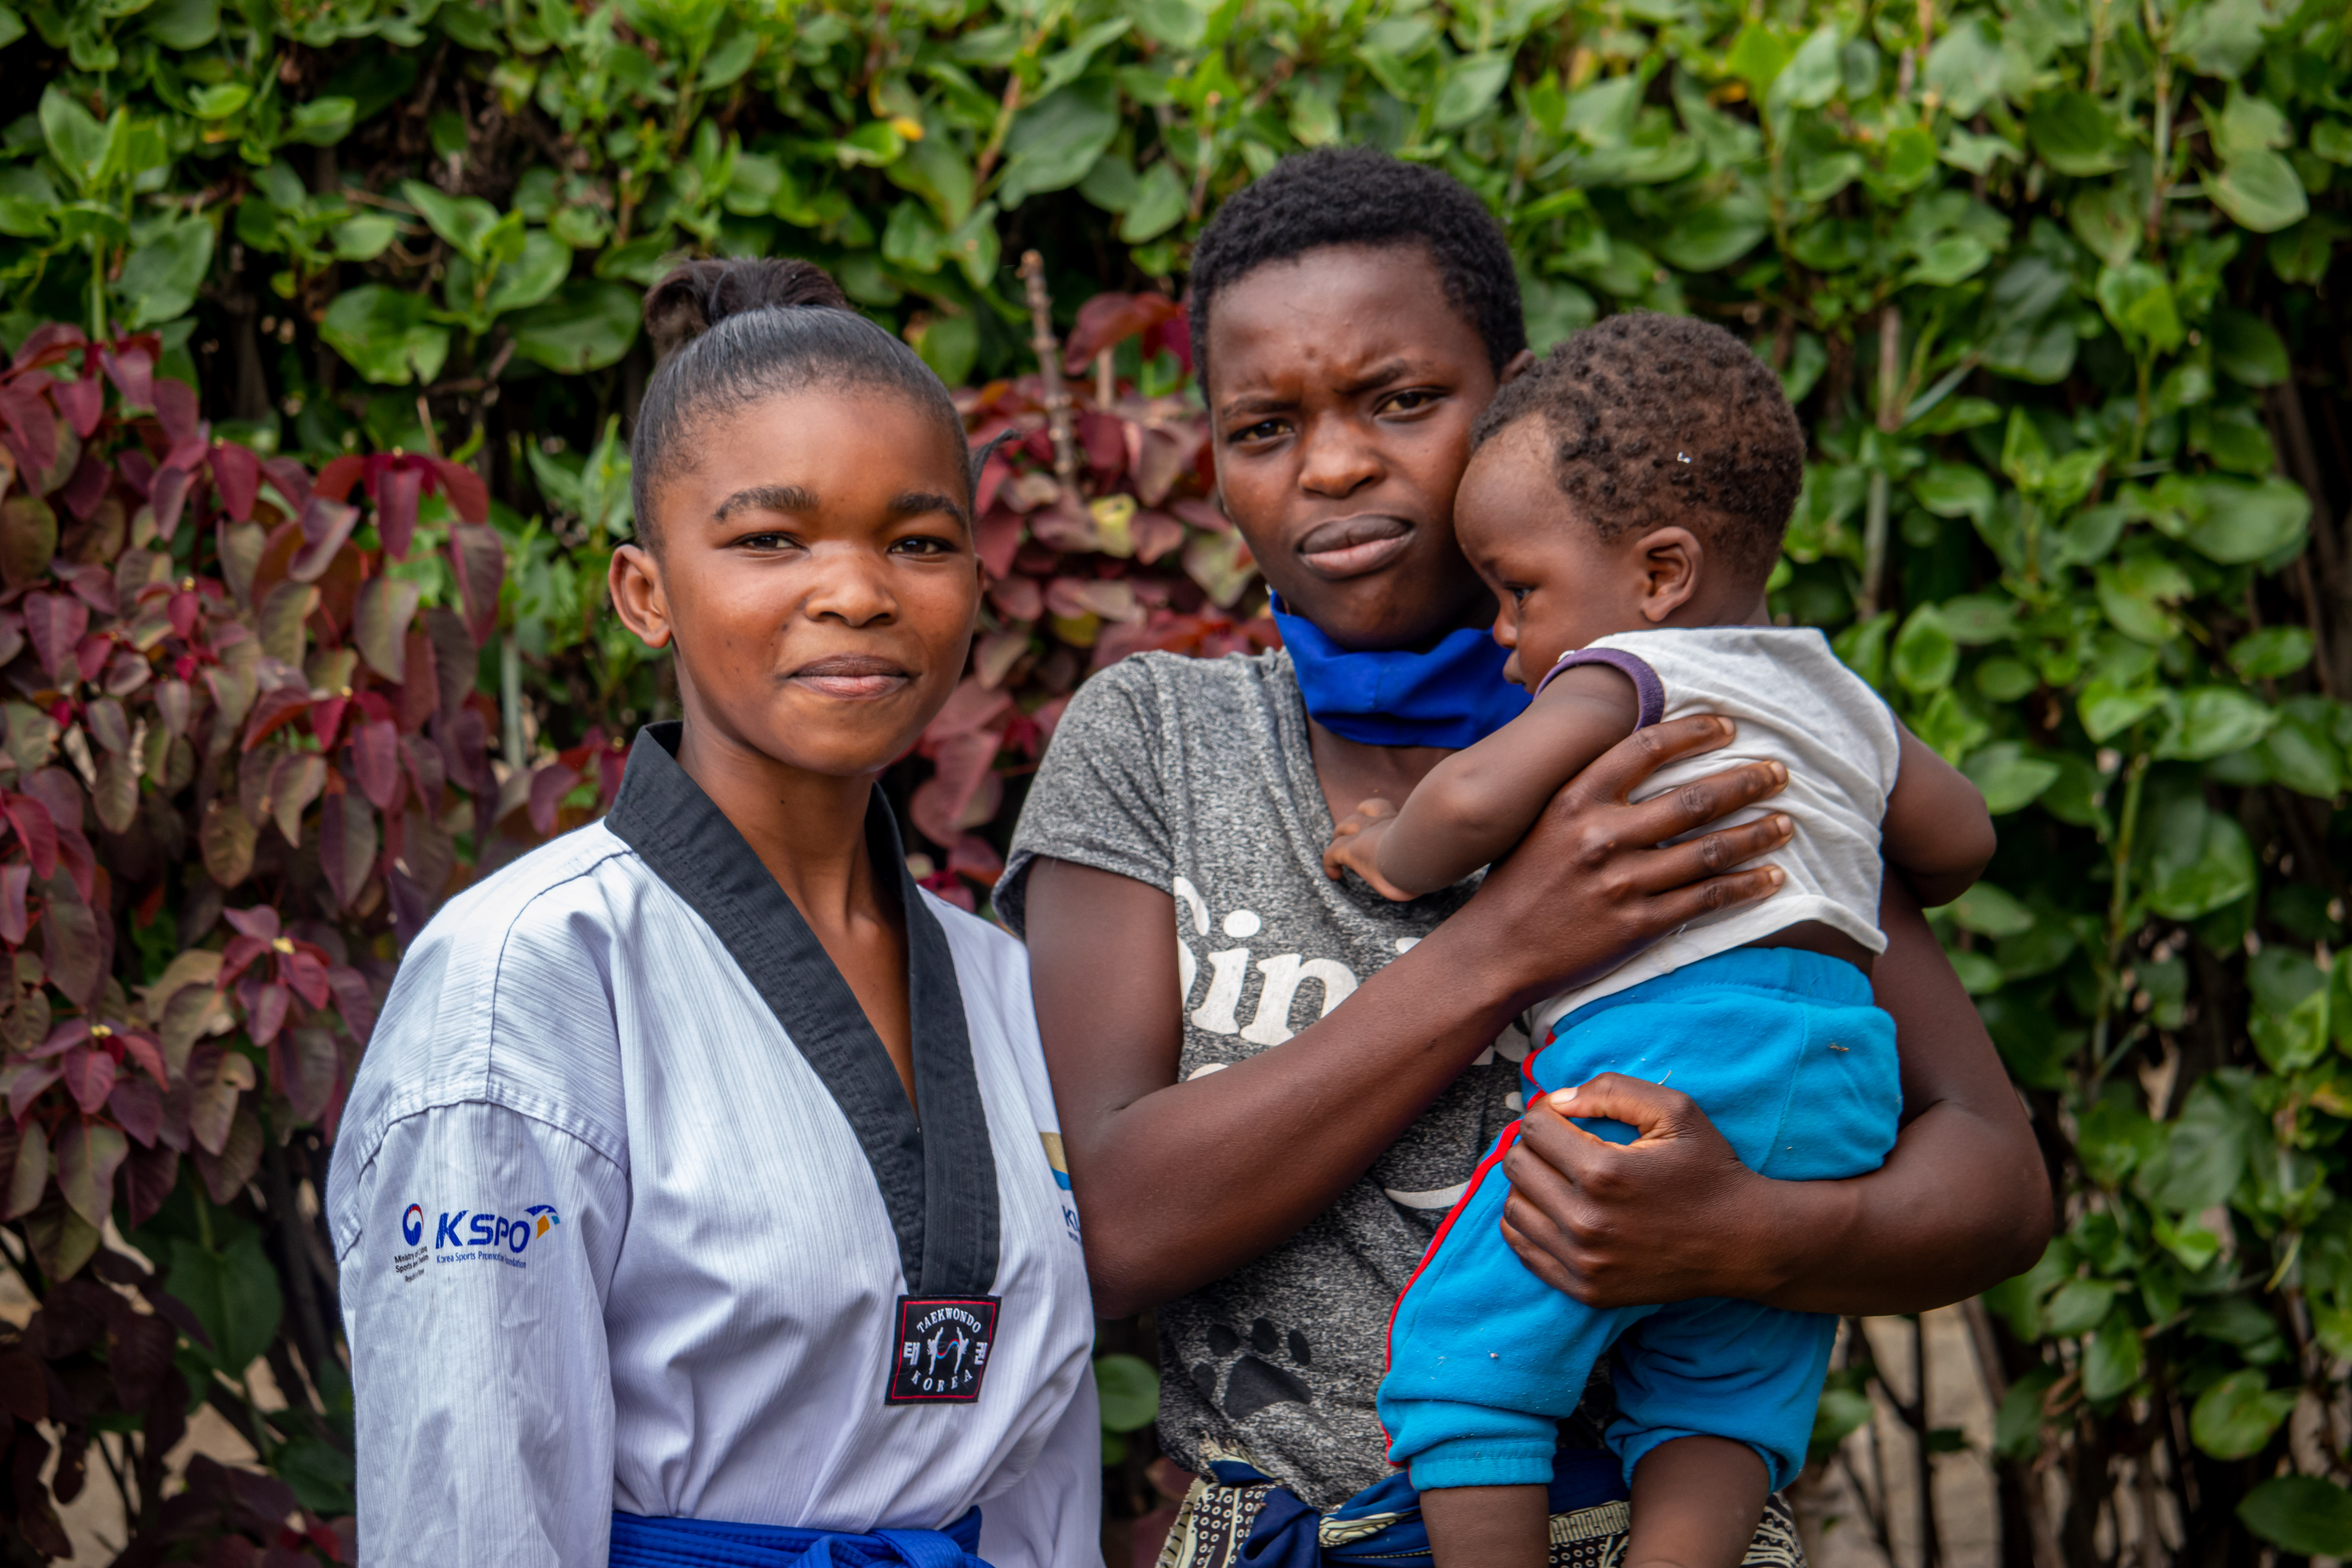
1190, 1316, 1316, 1421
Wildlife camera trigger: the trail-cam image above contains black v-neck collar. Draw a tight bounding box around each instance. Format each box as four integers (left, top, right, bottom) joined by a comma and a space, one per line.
605, 722, 1000, 1296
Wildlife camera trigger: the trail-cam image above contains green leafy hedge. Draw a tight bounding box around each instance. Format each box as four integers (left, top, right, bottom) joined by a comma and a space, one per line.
2, 0, 2349, 1561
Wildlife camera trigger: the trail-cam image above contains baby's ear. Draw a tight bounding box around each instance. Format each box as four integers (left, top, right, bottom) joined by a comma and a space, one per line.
1635, 527, 1702, 621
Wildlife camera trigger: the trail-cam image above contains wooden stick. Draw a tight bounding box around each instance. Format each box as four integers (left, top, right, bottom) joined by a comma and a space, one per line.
1019, 250, 1079, 484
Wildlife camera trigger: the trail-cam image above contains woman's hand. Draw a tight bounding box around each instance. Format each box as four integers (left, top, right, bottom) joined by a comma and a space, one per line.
1452, 715, 1794, 1018
1492, 879, 2053, 1316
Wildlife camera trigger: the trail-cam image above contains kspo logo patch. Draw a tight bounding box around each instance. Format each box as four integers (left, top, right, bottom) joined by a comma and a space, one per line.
401, 1201, 563, 1272
886, 1296, 1001, 1405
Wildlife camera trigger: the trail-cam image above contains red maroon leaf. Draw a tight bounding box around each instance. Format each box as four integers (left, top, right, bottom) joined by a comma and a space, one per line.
310, 695, 349, 751
23, 591, 89, 681
528, 763, 580, 837
12, 321, 85, 368
108, 1310, 174, 1411
352, 719, 403, 812
53, 372, 102, 439
318, 793, 376, 911
210, 442, 260, 521
108, 1074, 163, 1145
60, 1045, 115, 1113
446, 522, 506, 646
241, 685, 312, 752
328, 964, 377, 1046
988, 574, 1043, 621
260, 455, 311, 514
249, 981, 289, 1045
151, 374, 199, 446
428, 455, 490, 523
0, 1345, 46, 1421
74, 630, 111, 683
118, 1028, 167, 1087
0, 862, 27, 943
281, 942, 333, 1009
5, 1060, 62, 1122
313, 452, 366, 503
56, 1120, 126, 1228
41, 877, 104, 1006
5, 793, 58, 878
27, 766, 86, 835
99, 347, 154, 409
1062, 291, 1183, 369
1132, 508, 1186, 563
288, 497, 359, 582
281, 1025, 339, 1123
976, 509, 1023, 579
60, 450, 109, 520
121, 1141, 178, 1229
376, 463, 421, 560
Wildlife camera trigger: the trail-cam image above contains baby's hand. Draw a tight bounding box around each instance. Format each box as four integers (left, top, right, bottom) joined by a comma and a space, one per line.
1322, 799, 1416, 901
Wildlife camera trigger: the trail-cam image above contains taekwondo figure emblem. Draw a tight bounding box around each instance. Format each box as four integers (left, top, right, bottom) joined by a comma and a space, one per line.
887, 1296, 1002, 1405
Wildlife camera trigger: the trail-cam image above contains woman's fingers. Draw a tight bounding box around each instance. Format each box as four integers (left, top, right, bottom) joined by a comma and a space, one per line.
1495, 1078, 1768, 1309
1556, 716, 1740, 808
1616, 811, 1794, 895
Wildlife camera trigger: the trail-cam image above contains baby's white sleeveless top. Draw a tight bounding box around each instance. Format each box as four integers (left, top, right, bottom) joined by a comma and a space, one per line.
1528, 625, 1903, 1044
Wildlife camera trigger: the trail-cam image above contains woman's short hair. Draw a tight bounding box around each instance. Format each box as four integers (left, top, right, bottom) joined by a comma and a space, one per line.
630, 258, 971, 544
1186, 147, 1527, 382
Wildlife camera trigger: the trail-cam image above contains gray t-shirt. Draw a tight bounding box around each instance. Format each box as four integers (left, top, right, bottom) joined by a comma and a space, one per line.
999, 648, 1541, 1509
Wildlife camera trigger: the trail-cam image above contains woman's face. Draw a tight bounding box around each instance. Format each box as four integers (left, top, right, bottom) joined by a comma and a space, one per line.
611, 388, 979, 780
1203, 243, 1527, 652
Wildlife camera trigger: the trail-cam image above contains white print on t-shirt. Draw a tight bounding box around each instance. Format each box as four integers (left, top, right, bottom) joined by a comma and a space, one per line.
1172, 876, 1359, 1045
1170, 876, 1533, 1211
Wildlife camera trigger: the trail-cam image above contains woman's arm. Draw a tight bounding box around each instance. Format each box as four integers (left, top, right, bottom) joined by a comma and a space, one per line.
1493, 877, 2053, 1314
1028, 715, 1795, 1319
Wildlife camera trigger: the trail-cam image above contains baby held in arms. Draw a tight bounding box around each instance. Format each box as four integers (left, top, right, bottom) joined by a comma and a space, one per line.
1321, 314, 1996, 1568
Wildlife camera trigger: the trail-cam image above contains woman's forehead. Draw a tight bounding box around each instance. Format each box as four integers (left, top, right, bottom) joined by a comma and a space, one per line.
1204, 243, 1485, 391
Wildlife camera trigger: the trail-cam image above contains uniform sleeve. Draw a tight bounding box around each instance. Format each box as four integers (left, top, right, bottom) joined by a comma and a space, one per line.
976, 1366, 1103, 1568
996, 657, 1173, 938
336, 1099, 627, 1568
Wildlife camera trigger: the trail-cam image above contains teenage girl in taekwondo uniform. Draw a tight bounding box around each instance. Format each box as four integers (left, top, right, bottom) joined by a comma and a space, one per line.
326, 258, 1098, 1568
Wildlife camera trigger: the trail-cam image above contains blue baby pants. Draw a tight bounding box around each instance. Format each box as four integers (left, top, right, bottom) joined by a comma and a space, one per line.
1379, 947, 1900, 1495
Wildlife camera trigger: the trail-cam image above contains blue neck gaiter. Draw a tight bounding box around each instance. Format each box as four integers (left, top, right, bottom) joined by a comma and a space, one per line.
1269, 598, 1530, 750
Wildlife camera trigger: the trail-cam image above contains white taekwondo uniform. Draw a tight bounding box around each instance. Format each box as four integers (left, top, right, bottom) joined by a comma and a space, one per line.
328, 723, 1099, 1568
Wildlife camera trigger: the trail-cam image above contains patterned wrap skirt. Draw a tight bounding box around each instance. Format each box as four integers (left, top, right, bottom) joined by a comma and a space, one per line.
1152, 1452, 1808, 1568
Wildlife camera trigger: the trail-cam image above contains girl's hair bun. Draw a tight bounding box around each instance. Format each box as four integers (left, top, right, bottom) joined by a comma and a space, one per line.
643, 258, 851, 360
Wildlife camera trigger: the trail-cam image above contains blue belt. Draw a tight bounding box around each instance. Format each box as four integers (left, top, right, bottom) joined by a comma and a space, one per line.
609, 1507, 987, 1568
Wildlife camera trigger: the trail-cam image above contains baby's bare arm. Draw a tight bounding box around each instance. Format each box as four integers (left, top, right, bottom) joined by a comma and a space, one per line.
1372, 664, 1640, 897
1880, 725, 1996, 908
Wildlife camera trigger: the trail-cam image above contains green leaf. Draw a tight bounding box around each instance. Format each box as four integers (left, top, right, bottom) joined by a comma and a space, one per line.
1768, 25, 1842, 113
1119, 161, 1188, 243
288, 96, 357, 147
1130, 0, 1209, 50
483, 231, 572, 317
40, 85, 116, 194
147, 0, 218, 48
2028, 91, 2122, 175
1963, 742, 2061, 814
321, 285, 451, 386
189, 82, 252, 119
2139, 1083, 2253, 1211
1724, 24, 1791, 98
1096, 1352, 1161, 1432
2210, 149, 2309, 233
1949, 882, 2036, 937
1912, 463, 1994, 524
1654, 203, 1769, 273
332, 213, 401, 262
2067, 181, 2140, 268
2094, 261, 2184, 354
2154, 686, 2276, 762
168, 1232, 282, 1376
997, 82, 1120, 208
1891, 606, 1958, 694
2209, 307, 2288, 387
1994, 1367, 2057, 1459
2145, 808, 2256, 922
1905, 234, 1993, 287
1435, 53, 1514, 129
275, 1434, 356, 1515
507, 280, 642, 373
2081, 1318, 2143, 1401
1922, 17, 2004, 119
400, 180, 502, 263
2185, 476, 2310, 564
912, 310, 978, 387
2239, 1477, 2352, 1558
117, 218, 216, 329
2228, 627, 2314, 680
2041, 1277, 2118, 1337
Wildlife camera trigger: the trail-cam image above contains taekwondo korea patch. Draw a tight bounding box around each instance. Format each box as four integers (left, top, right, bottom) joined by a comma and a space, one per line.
887, 1296, 1000, 1405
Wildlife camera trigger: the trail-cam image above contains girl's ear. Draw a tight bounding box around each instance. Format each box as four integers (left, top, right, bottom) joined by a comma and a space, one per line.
1635, 527, 1702, 622
610, 543, 675, 650
1496, 349, 1538, 386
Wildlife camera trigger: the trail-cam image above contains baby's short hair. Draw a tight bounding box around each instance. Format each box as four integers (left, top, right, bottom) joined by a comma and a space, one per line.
1471, 314, 1804, 586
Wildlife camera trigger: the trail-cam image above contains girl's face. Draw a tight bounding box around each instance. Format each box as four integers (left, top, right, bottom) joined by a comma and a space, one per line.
611, 388, 979, 780
1203, 243, 1529, 653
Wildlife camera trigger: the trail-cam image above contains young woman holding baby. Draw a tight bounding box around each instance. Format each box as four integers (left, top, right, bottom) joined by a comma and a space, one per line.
1002, 149, 2050, 1568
